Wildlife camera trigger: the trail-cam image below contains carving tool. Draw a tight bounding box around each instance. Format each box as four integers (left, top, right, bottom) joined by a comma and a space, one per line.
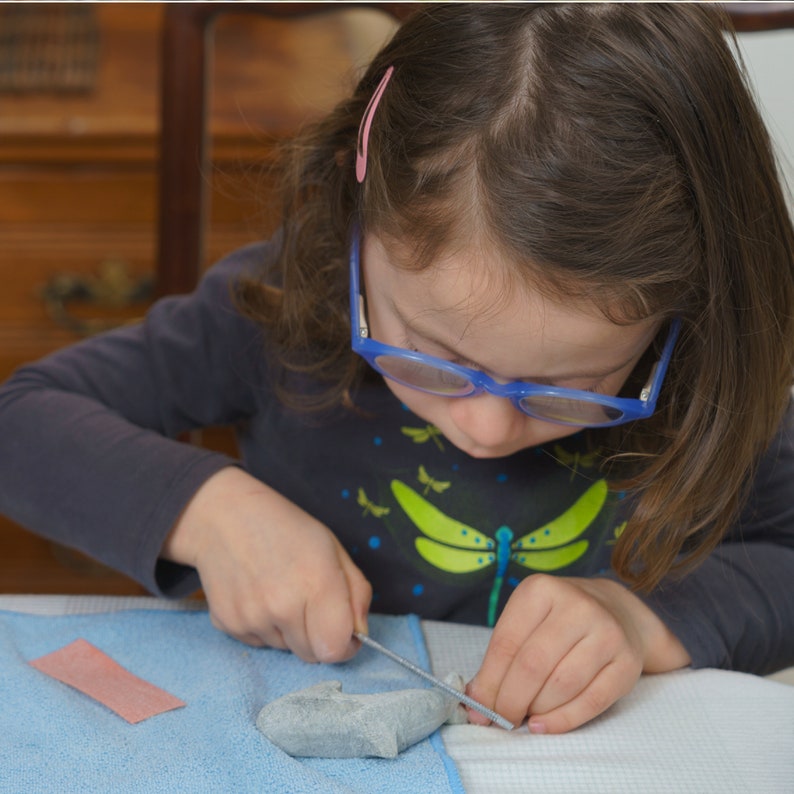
354, 631, 515, 731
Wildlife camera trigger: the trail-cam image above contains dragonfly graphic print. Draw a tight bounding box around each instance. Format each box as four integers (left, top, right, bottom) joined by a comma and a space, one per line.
327, 397, 625, 626
391, 478, 608, 626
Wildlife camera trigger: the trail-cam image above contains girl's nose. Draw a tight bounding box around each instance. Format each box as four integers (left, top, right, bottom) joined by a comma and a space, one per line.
447, 392, 526, 452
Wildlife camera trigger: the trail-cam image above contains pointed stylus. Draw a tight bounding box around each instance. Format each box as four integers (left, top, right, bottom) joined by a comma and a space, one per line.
354, 631, 515, 731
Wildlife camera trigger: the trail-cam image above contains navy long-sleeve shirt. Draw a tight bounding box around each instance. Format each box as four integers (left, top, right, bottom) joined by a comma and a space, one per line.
1, 237, 792, 674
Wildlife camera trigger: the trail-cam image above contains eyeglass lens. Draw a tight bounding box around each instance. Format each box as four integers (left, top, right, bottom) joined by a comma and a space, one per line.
373, 354, 625, 425
374, 355, 474, 396
517, 395, 624, 425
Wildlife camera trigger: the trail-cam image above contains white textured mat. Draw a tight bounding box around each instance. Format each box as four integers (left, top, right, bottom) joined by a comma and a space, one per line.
423, 619, 794, 794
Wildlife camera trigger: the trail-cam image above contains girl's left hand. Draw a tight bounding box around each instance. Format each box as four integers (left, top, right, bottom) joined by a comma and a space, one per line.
465, 574, 691, 734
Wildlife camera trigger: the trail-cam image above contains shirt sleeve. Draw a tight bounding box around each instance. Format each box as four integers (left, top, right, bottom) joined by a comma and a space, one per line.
620, 398, 794, 675
0, 241, 275, 598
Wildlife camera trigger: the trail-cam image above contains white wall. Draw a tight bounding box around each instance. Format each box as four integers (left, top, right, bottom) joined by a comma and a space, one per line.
735, 29, 794, 199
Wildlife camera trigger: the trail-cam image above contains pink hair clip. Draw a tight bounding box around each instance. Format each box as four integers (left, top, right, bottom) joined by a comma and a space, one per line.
356, 65, 394, 183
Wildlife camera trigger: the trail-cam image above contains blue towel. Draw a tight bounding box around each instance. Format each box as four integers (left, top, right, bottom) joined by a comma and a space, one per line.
0, 609, 464, 794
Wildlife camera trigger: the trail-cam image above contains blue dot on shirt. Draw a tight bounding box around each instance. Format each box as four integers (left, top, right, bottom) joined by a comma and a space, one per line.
373, 436, 383, 446
368, 536, 381, 550
412, 584, 424, 597
496, 473, 508, 483
341, 489, 350, 499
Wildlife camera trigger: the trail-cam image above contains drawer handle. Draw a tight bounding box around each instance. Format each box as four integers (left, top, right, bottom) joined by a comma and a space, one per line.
40, 260, 154, 336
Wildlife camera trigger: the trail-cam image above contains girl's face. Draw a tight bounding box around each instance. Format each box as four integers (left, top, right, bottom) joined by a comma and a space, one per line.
362, 232, 660, 459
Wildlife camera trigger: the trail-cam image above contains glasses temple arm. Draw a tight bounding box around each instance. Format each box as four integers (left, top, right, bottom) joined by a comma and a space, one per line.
640, 318, 682, 404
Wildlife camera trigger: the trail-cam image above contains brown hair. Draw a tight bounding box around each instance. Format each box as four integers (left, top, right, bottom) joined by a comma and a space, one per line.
237, 3, 794, 590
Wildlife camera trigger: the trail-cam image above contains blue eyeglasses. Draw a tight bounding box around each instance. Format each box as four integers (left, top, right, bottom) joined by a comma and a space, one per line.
349, 227, 680, 428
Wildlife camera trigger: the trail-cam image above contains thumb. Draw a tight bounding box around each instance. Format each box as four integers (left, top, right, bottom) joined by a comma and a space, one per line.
339, 552, 372, 635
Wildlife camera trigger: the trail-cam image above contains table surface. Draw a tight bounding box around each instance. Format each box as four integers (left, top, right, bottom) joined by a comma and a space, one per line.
2, 595, 793, 794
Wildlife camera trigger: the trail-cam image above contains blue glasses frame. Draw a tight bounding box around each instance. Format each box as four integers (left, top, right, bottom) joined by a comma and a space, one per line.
349, 226, 680, 427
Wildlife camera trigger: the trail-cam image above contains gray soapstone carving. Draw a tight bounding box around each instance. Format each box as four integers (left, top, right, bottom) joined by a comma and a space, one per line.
256, 674, 468, 758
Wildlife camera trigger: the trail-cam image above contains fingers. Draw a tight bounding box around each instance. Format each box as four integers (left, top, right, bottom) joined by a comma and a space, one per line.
466, 575, 644, 733
207, 595, 288, 650
186, 472, 374, 662
340, 551, 373, 636
466, 575, 556, 725
296, 539, 371, 663
301, 551, 369, 663
526, 632, 615, 715
206, 538, 371, 664
528, 657, 639, 734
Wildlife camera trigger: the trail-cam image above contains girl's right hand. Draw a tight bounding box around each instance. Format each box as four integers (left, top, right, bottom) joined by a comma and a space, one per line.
161, 467, 372, 663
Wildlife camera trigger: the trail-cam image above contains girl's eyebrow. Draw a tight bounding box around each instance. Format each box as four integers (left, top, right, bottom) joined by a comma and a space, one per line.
392, 301, 639, 383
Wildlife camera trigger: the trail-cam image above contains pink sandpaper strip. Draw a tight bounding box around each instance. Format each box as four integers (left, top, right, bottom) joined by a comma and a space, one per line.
29, 638, 186, 724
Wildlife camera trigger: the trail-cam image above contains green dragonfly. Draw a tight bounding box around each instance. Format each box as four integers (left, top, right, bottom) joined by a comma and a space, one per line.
391, 478, 608, 626
401, 424, 445, 452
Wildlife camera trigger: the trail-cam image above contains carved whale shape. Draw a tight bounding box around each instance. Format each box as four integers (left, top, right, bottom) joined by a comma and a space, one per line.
256, 676, 467, 758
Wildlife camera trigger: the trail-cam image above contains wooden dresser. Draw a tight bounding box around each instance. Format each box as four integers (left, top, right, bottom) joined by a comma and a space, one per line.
0, 3, 397, 594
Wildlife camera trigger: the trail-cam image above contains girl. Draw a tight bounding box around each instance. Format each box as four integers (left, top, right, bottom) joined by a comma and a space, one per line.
1, 3, 792, 735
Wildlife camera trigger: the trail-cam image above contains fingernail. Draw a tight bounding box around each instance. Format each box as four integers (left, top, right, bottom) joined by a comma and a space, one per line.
354, 614, 369, 636
313, 641, 334, 663
467, 707, 491, 726
529, 719, 546, 734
